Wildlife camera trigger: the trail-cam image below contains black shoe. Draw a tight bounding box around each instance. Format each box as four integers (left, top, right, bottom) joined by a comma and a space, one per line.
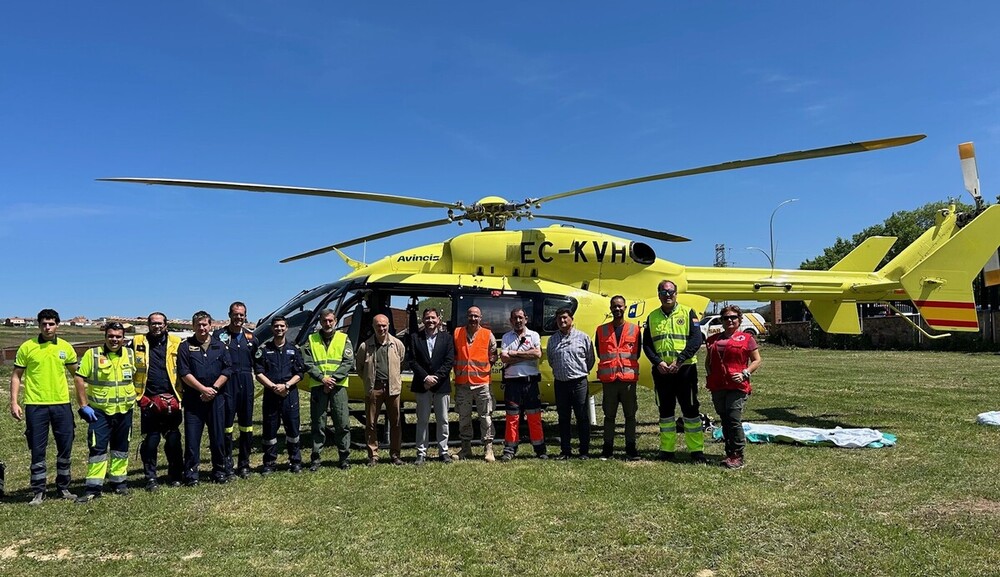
168, 480, 183, 488
146, 480, 160, 492
578, 454, 590, 461
290, 464, 303, 474
391, 457, 404, 466
28, 492, 44, 506
690, 451, 708, 464
58, 488, 76, 501
414, 456, 426, 466
309, 461, 321, 472
536, 453, 549, 460
113, 485, 130, 496
184, 479, 199, 487
556, 454, 571, 461
260, 466, 275, 476
366, 459, 378, 467
238, 467, 251, 479
500, 452, 514, 463
627, 454, 642, 462
337, 460, 351, 471
601, 445, 614, 459
75, 492, 100, 504
659, 451, 676, 462
439, 453, 452, 464
212, 475, 228, 485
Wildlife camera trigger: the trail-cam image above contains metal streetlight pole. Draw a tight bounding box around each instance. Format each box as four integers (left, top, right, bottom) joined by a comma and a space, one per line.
746, 198, 798, 277
768, 198, 798, 276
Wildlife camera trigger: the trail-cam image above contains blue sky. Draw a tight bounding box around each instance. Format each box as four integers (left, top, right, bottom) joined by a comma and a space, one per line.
2, 2, 999, 321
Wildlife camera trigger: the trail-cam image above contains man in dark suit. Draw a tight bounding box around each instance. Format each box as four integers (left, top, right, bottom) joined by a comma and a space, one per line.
408, 308, 456, 464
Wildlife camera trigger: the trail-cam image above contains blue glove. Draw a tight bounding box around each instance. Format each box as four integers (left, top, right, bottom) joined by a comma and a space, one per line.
78, 406, 98, 423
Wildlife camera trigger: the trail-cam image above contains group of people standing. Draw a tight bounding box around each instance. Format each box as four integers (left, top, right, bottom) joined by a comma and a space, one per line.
5, 279, 762, 505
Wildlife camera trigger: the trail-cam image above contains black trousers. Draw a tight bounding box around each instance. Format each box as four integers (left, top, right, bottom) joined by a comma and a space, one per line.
183, 395, 226, 483
652, 364, 700, 419
223, 371, 255, 472
554, 376, 590, 456
261, 388, 302, 466
25, 404, 75, 493
140, 403, 183, 482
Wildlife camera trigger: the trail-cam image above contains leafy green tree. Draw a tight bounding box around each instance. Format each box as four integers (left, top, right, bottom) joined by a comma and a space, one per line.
800, 199, 974, 270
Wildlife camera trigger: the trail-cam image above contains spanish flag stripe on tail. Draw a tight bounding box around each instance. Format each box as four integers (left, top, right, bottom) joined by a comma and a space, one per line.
912, 300, 976, 309
912, 299, 979, 329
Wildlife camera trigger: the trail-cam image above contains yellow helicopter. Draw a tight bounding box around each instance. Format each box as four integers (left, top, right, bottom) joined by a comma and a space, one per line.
101, 135, 1000, 404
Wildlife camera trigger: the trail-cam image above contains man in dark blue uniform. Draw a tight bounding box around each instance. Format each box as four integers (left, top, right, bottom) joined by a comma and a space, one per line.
254, 315, 305, 474
178, 310, 232, 485
213, 301, 258, 479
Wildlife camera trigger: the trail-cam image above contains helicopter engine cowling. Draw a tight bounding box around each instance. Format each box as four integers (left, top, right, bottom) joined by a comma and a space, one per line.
445, 226, 657, 283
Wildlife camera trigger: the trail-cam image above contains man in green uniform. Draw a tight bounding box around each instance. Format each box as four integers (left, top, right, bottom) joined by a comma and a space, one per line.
302, 309, 355, 471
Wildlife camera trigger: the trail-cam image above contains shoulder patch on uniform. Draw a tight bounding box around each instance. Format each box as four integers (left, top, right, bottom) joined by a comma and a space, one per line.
59, 351, 67, 359
254, 348, 263, 359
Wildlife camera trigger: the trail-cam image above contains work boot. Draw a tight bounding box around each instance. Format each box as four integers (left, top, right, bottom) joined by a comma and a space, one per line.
439, 453, 452, 464
337, 460, 351, 471
290, 464, 303, 474
145, 479, 160, 492
309, 460, 321, 472
500, 451, 514, 463
75, 492, 100, 504
659, 451, 676, 462
58, 488, 76, 501
457, 441, 473, 461
28, 492, 44, 506
690, 451, 707, 465
600, 444, 614, 460
484, 444, 496, 463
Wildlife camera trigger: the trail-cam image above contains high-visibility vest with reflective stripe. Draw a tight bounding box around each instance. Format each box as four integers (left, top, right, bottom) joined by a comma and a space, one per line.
647, 305, 697, 366
454, 327, 492, 386
85, 347, 137, 415
303, 331, 348, 389
131, 333, 181, 397
596, 322, 640, 383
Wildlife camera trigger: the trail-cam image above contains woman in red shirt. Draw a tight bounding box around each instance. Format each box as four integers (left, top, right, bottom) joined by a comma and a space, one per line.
705, 305, 762, 469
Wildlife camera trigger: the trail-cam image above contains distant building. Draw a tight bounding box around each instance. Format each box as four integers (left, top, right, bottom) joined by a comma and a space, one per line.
4, 317, 27, 327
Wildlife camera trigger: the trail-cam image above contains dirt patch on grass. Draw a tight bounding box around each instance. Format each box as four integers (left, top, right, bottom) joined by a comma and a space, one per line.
919, 498, 1000, 519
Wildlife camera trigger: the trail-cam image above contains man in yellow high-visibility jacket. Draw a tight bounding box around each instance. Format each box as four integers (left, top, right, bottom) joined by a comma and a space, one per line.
642, 280, 705, 463
132, 312, 183, 491
73, 322, 137, 503
302, 309, 355, 471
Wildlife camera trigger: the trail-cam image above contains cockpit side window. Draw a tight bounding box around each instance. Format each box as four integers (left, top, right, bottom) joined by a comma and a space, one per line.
457, 294, 536, 339
541, 296, 578, 335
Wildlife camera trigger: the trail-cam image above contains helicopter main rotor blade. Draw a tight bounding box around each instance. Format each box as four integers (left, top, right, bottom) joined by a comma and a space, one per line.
98, 178, 459, 210
280, 217, 457, 263
533, 214, 690, 243
532, 134, 926, 205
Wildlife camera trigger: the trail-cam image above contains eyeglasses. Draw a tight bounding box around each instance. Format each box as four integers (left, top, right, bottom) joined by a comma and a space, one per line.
722, 315, 740, 321
658, 289, 677, 297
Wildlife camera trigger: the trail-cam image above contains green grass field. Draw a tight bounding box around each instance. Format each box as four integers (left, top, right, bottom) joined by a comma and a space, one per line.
2, 346, 999, 576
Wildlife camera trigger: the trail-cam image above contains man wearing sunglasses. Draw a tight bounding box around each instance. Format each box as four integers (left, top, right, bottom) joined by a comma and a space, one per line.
73, 322, 138, 503
643, 280, 705, 463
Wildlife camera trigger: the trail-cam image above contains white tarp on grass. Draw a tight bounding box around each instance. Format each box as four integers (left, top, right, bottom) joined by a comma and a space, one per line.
713, 422, 897, 448
976, 411, 1000, 426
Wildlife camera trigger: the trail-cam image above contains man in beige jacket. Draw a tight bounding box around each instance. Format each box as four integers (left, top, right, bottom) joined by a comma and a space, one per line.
356, 314, 406, 466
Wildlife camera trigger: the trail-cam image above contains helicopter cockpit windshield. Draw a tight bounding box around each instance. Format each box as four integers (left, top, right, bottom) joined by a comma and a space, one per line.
254, 279, 367, 345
